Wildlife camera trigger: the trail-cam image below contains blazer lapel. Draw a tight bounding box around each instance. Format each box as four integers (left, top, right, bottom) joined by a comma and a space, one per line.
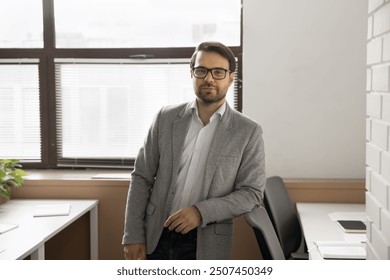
201, 104, 233, 198
170, 104, 192, 185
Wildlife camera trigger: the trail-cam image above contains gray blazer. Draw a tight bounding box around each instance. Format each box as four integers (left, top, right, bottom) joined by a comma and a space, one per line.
122, 102, 266, 259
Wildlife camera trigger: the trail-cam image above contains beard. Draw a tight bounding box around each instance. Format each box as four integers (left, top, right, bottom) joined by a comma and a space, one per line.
195, 84, 227, 104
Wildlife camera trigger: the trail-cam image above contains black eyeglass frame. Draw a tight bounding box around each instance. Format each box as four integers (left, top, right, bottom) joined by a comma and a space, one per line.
191, 66, 231, 80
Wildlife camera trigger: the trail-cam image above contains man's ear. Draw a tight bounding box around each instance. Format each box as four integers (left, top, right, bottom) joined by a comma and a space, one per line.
228, 72, 234, 87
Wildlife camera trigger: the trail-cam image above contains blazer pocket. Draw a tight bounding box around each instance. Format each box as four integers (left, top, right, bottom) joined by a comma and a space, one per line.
218, 155, 238, 164
146, 202, 156, 215
214, 223, 234, 235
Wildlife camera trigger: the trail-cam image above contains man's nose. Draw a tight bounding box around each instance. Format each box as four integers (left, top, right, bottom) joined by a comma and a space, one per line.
204, 71, 214, 82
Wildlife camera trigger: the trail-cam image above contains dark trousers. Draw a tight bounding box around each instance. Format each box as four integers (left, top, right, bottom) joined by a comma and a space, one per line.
147, 228, 197, 260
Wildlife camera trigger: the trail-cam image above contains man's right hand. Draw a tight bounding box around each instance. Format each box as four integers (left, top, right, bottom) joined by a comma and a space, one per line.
123, 243, 146, 260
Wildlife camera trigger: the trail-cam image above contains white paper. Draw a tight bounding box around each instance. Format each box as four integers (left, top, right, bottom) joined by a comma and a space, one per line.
0, 223, 18, 234
33, 204, 71, 217
318, 245, 366, 259
314, 241, 366, 259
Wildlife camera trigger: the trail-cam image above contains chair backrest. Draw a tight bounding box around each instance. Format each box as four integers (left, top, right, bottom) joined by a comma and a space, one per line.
244, 206, 285, 260
264, 176, 302, 259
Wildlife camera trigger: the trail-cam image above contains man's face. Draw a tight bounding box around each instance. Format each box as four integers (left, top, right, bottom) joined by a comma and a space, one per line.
191, 51, 234, 105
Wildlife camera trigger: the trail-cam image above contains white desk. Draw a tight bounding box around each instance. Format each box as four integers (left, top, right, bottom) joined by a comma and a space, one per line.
296, 203, 366, 260
0, 199, 98, 260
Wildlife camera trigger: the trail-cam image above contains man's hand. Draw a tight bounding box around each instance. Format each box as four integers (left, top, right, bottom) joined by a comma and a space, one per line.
164, 206, 202, 234
123, 243, 146, 260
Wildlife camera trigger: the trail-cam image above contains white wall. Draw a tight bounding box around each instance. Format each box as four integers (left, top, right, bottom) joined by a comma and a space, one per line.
243, 0, 367, 178
365, 0, 390, 260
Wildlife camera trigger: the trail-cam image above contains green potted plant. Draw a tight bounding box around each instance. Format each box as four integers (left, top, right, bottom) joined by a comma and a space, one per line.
0, 159, 27, 200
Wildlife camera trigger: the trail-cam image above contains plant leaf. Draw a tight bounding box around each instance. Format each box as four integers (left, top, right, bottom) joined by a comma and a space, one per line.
0, 185, 11, 199
0, 159, 25, 192
14, 169, 27, 177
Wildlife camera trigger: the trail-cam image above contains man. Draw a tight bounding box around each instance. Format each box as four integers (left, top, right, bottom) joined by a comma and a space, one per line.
122, 41, 265, 260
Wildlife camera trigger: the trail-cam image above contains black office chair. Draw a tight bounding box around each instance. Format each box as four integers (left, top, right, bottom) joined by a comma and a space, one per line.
245, 206, 285, 260
264, 176, 308, 260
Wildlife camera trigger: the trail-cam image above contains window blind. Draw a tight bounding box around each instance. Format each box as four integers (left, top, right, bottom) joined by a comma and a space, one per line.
55, 58, 236, 168
0, 59, 41, 162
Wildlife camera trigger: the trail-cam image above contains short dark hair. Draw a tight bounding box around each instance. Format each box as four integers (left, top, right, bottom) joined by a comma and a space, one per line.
190, 41, 236, 73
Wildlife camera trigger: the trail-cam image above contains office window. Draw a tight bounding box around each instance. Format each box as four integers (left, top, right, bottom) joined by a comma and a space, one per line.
0, 0, 242, 168
0, 0, 43, 48
0, 60, 41, 161
54, 0, 240, 48
55, 59, 235, 167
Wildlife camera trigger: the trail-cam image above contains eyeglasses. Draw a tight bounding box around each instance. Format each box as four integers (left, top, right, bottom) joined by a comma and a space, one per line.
192, 67, 231, 80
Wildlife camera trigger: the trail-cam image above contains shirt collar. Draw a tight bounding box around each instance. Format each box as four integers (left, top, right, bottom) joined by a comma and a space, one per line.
190, 100, 227, 120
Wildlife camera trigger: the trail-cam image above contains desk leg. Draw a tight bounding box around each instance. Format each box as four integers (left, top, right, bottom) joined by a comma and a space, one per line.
31, 245, 45, 260
90, 205, 98, 260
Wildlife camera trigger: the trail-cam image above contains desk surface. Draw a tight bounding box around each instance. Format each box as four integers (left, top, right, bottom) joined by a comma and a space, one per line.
296, 203, 366, 260
0, 199, 98, 260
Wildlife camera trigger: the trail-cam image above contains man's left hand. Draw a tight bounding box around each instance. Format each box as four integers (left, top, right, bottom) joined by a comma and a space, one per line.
164, 206, 202, 234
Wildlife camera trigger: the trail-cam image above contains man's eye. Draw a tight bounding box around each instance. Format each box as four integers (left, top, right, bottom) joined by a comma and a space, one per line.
196, 68, 207, 74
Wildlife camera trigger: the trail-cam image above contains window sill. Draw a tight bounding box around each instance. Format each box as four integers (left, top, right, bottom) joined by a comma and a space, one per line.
24, 169, 131, 182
